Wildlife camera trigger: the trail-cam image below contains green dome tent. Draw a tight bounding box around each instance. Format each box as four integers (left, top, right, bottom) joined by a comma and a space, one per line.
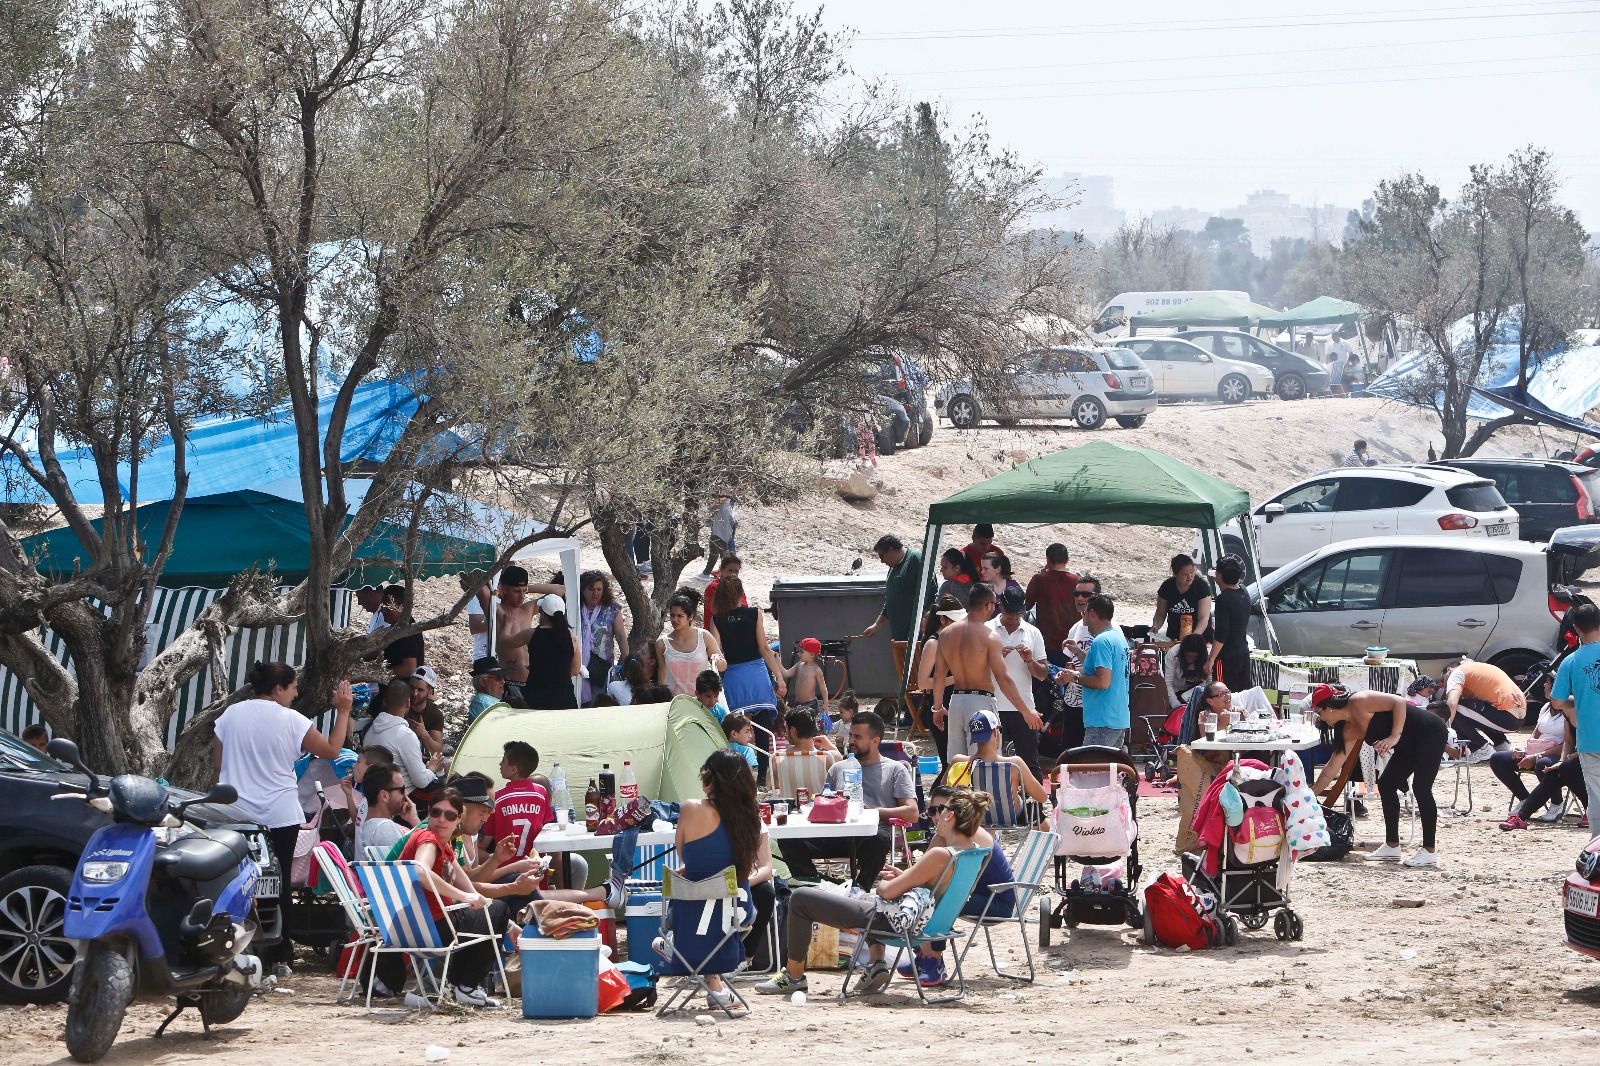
1128, 292, 1281, 334
450, 694, 727, 801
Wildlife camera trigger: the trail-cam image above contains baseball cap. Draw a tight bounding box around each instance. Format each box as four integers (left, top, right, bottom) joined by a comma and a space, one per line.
967, 708, 1001, 745
454, 775, 494, 807
411, 665, 440, 690
536, 593, 565, 616
471, 655, 506, 678
999, 586, 1026, 614
1308, 683, 1337, 708
936, 607, 967, 622
798, 637, 822, 656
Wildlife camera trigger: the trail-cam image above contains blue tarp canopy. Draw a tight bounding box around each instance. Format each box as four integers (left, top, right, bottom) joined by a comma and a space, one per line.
1471, 385, 1600, 440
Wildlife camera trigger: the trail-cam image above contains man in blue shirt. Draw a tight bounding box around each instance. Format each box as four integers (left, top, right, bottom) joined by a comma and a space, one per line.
1551, 602, 1600, 840
1067, 593, 1130, 749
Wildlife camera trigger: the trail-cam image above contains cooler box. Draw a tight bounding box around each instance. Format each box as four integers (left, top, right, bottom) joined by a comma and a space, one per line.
583, 901, 617, 955
624, 892, 665, 970
520, 928, 601, 1019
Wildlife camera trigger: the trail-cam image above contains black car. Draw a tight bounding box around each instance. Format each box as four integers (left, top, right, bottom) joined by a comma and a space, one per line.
1175, 328, 1331, 401
1430, 457, 1600, 544
0, 727, 281, 1004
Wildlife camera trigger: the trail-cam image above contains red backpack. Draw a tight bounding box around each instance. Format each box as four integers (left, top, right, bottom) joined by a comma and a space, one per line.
1143, 873, 1217, 950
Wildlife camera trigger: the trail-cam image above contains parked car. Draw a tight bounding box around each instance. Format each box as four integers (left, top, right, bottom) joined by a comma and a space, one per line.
1429, 457, 1600, 543
1564, 836, 1600, 960
868, 352, 935, 451
1247, 536, 1560, 682
1224, 465, 1519, 575
1115, 335, 1274, 404
0, 728, 281, 1004
1175, 328, 1331, 401
935, 346, 1157, 431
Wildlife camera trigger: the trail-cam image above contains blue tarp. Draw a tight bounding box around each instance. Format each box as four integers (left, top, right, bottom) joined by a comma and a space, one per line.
1367, 315, 1600, 422
1470, 385, 1600, 440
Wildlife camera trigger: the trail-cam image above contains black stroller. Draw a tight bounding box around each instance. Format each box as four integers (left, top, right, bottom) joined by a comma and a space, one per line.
1041, 745, 1143, 947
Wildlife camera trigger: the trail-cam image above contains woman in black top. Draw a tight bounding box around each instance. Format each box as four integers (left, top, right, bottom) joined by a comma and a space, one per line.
502, 593, 580, 709
1309, 686, 1447, 868
1152, 553, 1213, 641
711, 577, 786, 783
1207, 554, 1252, 691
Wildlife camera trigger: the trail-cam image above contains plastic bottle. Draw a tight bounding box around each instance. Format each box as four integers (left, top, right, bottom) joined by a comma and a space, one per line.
618, 760, 638, 804
840, 753, 863, 817
551, 763, 571, 828
599, 763, 615, 801
584, 779, 600, 833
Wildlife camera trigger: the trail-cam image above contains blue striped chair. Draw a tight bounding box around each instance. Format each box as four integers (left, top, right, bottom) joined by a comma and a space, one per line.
354, 860, 506, 1011
969, 760, 1028, 828
954, 829, 1059, 982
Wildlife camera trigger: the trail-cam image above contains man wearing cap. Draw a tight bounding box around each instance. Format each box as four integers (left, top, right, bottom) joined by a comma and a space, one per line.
950, 709, 1051, 810
408, 664, 447, 755
489, 566, 537, 706
932, 584, 1031, 764
988, 586, 1048, 773
468, 655, 510, 723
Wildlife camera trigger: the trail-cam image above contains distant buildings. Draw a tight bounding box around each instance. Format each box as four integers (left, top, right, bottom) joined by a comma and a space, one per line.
1035, 172, 1127, 245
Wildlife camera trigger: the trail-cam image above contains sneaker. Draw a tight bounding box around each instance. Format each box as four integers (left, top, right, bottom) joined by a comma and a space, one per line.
915, 955, 948, 988
652, 934, 673, 960
1499, 814, 1529, 832
1535, 802, 1565, 823
1402, 849, 1438, 868
754, 971, 807, 996
895, 956, 917, 980
1352, 798, 1368, 818
272, 962, 294, 980
857, 960, 893, 994
1366, 843, 1404, 861
451, 984, 499, 1008
602, 874, 627, 910
1464, 745, 1495, 765
1493, 740, 1513, 752
402, 991, 429, 1009
370, 978, 397, 999
706, 985, 740, 1011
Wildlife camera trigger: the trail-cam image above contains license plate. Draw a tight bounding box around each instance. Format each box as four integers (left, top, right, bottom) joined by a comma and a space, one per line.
1486, 523, 1509, 537
256, 874, 281, 900
1568, 884, 1600, 917
1131, 375, 1150, 389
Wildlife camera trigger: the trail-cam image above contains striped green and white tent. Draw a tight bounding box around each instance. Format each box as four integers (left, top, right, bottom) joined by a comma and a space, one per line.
0, 587, 351, 748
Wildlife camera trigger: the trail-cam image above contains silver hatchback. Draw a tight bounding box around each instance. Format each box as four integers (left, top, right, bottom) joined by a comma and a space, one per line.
936, 346, 1157, 431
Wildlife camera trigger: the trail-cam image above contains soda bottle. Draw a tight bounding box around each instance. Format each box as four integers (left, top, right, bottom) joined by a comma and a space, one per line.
618, 760, 638, 804
598, 763, 615, 802
584, 779, 600, 833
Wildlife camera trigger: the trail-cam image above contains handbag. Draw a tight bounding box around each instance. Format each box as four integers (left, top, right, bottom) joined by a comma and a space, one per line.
808, 793, 848, 824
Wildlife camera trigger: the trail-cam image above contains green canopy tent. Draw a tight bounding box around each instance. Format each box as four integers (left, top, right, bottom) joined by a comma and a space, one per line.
450, 694, 727, 801
23, 488, 503, 587
1128, 292, 1281, 335
1258, 296, 1377, 381
908, 441, 1269, 689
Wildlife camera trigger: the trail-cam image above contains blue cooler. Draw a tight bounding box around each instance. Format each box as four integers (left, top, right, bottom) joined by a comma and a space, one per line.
624, 892, 665, 970
519, 928, 601, 1019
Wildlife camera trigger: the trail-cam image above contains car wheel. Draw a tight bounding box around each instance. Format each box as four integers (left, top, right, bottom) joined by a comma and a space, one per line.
947, 394, 980, 429
1221, 535, 1258, 583
1071, 396, 1107, 430
1490, 650, 1547, 724
875, 424, 897, 456
0, 866, 76, 1004
1276, 373, 1307, 401
996, 418, 1020, 428
1218, 375, 1249, 405
917, 412, 933, 447
1114, 415, 1147, 429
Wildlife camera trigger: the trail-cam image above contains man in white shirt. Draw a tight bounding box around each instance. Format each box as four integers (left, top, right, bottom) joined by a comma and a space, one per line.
987, 586, 1048, 772
1327, 334, 1354, 386
362, 679, 445, 794
355, 764, 417, 858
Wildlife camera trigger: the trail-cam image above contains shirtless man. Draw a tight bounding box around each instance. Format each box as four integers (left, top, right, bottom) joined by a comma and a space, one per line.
931, 583, 1030, 764
492, 566, 538, 706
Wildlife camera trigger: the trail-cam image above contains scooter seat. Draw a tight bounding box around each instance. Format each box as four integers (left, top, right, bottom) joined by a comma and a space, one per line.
156, 831, 251, 881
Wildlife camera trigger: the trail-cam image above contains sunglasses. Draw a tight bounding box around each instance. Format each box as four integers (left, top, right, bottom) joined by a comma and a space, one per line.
429, 807, 461, 821
1207, 691, 1230, 699
1073, 591, 1093, 598
925, 804, 950, 817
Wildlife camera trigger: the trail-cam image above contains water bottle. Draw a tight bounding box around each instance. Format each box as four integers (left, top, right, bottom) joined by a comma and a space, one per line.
551, 762, 571, 829
841, 753, 863, 817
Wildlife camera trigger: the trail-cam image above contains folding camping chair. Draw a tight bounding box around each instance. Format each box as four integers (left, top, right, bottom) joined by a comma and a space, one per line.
354, 860, 508, 1012
837, 845, 991, 1006
953, 829, 1058, 983
771, 748, 833, 802
968, 760, 1038, 829
654, 865, 752, 1019
312, 842, 379, 1004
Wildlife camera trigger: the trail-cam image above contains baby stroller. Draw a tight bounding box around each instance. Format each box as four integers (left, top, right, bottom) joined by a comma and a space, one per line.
1041, 746, 1143, 947
288, 782, 359, 958
1181, 766, 1304, 945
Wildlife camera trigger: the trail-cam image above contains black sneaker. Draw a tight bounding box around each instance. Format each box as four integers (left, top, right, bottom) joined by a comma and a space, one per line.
1353, 798, 1368, 818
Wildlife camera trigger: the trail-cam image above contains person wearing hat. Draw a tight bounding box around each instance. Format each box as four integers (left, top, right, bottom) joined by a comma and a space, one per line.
782, 636, 831, 724
500, 592, 580, 709
947, 708, 1050, 811
468, 655, 510, 723
988, 585, 1048, 774
407, 664, 447, 754
1307, 684, 1447, 867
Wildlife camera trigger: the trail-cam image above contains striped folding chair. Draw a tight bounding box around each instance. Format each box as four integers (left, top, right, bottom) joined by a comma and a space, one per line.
953, 829, 1059, 983
313, 842, 380, 1004
838, 845, 991, 1006
970, 760, 1028, 828
353, 860, 507, 1012
655, 865, 752, 1019
771, 749, 832, 801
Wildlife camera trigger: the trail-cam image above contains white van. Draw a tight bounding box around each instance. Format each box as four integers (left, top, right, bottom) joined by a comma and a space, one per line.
1092, 291, 1250, 337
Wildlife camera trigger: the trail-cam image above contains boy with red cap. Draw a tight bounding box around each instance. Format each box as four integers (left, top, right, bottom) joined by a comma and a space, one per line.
783, 636, 831, 726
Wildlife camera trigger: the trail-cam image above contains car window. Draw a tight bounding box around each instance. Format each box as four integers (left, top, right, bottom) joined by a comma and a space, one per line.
1483, 555, 1521, 604
0, 729, 60, 771
1159, 341, 1198, 362
1532, 467, 1578, 502
1212, 334, 1249, 360
1182, 334, 1217, 355
1446, 482, 1508, 512
1274, 479, 1340, 513
1392, 549, 1495, 608
1334, 478, 1430, 510
1268, 551, 1389, 614
1241, 337, 1278, 362
1104, 348, 1142, 370
1062, 351, 1098, 373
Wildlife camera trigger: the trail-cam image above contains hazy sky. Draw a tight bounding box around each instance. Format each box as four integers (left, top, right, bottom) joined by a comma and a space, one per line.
821, 0, 1600, 226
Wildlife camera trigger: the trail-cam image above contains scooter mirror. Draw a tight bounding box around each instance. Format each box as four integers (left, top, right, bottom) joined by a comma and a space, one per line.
204, 784, 239, 806
46, 737, 83, 768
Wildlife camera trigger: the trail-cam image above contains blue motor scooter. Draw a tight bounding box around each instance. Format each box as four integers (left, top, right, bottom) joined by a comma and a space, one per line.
48, 739, 264, 1063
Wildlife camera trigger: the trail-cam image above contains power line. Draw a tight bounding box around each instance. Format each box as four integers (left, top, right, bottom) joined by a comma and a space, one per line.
858, 3, 1600, 43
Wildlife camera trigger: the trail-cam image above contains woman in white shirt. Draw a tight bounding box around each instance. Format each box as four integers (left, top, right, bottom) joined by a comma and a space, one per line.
213, 661, 353, 977
1487, 697, 1570, 816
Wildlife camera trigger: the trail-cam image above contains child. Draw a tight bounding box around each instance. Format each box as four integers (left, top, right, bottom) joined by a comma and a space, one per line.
695, 668, 729, 722
852, 410, 878, 467
722, 713, 760, 776
832, 689, 859, 752
783, 637, 831, 725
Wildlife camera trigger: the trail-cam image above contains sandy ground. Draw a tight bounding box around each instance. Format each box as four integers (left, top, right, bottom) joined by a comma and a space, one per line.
3, 786, 1597, 1065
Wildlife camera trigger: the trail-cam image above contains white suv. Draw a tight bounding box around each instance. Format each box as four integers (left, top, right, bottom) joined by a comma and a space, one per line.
1226, 465, 1519, 574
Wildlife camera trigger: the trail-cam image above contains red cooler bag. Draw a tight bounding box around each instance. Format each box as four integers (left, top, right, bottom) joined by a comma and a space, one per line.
1144, 873, 1217, 950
